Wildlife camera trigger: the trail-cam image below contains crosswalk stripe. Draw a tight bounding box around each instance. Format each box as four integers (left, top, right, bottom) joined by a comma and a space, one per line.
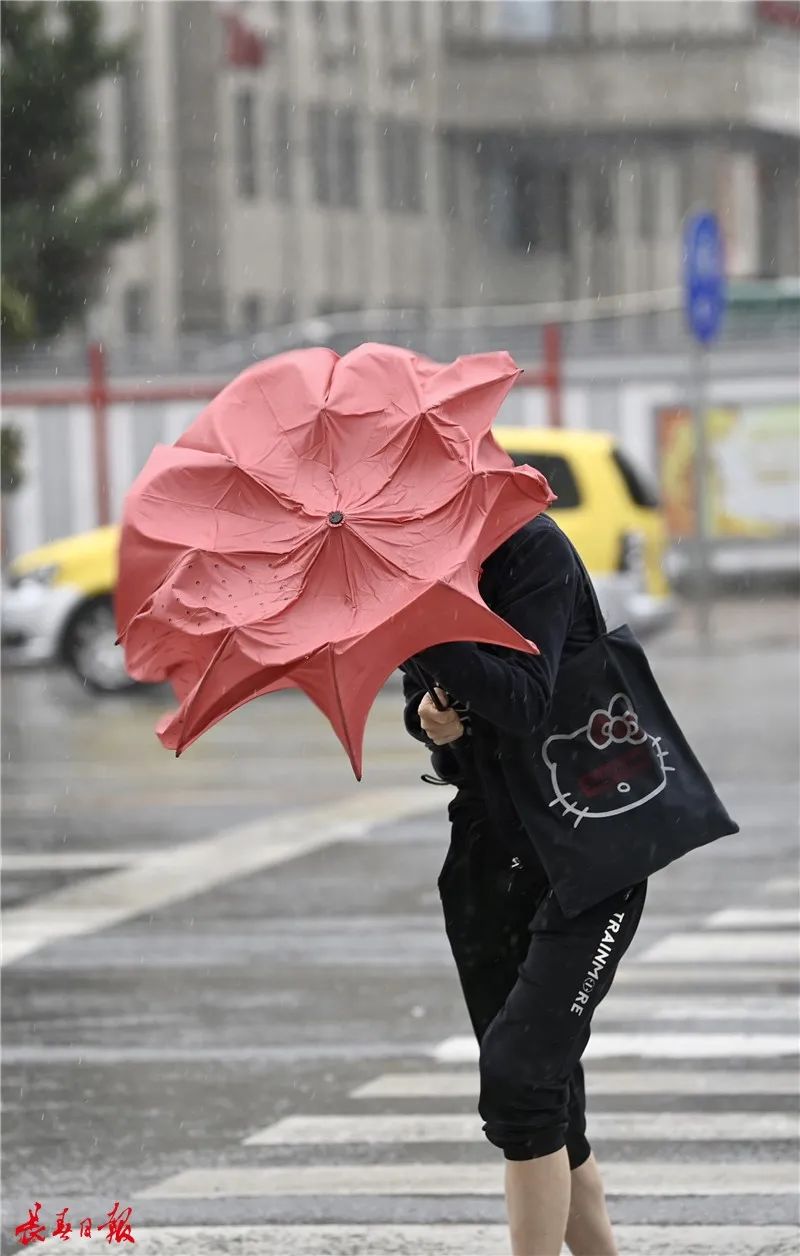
640, 931, 799, 964
1, 786, 442, 965
762, 875, 800, 896
244, 1110, 798, 1145
351, 1069, 800, 1099
141, 1160, 798, 1198
614, 963, 798, 985
34, 1224, 800, 1255
706, 906, 800, 929
432, 1032, 800, 1063
581, 993, 798, 1020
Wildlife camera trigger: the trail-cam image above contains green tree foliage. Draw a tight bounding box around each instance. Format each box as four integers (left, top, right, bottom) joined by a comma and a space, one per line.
1, 425, 25, 495
1, 1, 150, 342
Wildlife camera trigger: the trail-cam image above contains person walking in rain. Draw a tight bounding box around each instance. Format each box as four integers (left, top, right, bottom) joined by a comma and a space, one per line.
402, 511, 648, 1256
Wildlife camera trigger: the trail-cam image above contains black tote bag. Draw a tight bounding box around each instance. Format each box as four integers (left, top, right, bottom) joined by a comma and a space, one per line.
499, 572, 739, 918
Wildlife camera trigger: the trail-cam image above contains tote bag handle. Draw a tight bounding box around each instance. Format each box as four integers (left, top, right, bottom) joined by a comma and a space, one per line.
572, 547, 608, 639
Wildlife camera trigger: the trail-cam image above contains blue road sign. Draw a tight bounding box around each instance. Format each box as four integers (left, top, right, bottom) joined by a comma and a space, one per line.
684, 212, 727, 345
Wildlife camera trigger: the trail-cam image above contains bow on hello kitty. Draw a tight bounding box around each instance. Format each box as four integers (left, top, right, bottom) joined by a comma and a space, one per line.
587, 695, 648, 751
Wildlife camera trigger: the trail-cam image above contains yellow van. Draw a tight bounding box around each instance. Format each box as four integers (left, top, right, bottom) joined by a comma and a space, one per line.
2, 429, 673, 692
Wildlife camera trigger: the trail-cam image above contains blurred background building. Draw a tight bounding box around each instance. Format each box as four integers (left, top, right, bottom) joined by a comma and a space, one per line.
1, 0, 798, 576
91, 0, 799, 347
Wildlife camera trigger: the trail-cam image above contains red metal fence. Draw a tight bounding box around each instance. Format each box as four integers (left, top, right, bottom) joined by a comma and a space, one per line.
0, 328, 563, 528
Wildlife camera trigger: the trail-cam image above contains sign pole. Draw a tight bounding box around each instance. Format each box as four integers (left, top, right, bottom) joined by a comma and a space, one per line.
690, 341, 712, 644
683, 210, 726, 649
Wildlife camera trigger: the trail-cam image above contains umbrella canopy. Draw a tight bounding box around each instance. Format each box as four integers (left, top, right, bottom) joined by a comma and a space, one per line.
116, 343, 554, 778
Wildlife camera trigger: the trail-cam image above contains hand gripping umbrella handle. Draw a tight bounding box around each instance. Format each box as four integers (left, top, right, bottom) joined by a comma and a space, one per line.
406, 658, 450, 712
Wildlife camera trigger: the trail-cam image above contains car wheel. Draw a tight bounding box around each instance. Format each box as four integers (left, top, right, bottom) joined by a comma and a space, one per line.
62, 597, 137, 693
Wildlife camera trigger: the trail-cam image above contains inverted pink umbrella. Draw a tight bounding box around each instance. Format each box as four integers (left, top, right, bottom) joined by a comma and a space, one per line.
116, 342, 554, 777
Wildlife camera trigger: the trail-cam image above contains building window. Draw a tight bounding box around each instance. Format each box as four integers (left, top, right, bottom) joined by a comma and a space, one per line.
409, 0, 424, 43
399, 122, 422, 211
380, 118, 423, 213
441, 133, 459, 218
336, 109, 360, 208
759, 156, 781, 278
119, 59, 145, 173
272, 96, 292, 202
346, 0, 360, 39
497, 1, 557, 38
235, 88, 258, 199
507, 160, 570, 253
677, 152, 693, 221
554, 166, 572, 254
312, 0, 328, 38
310, 107, 361, 208
123, 284, 150, 335
309, 106, 332, 205
591, 166, 614, 237
240, 294, 263, 332
510, 162, 543, 250
638, 160, 657, 240
276, 293, 295, 324
380, 1, 393, 42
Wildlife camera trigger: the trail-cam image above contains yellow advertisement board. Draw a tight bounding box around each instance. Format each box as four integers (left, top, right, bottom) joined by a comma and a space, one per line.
657, 401, 800, 539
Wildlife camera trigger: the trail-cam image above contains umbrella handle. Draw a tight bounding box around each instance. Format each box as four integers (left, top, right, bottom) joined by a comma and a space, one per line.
406, 658, 449, 713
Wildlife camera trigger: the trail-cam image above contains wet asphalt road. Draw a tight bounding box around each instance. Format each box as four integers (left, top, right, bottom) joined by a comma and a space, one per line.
2, 598, 798, 1255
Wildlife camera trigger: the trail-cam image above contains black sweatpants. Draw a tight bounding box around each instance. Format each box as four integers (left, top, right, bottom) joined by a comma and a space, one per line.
438, 808, 648, 1166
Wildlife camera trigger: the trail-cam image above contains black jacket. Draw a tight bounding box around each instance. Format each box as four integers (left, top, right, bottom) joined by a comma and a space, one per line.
401, 514, 601, 877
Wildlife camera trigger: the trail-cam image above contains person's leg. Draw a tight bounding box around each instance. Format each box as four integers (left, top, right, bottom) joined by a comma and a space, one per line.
563, 1064, 617, 1253
479, 880, 648, 1256
506, 1148, 572, 1256
438, 808, 548, 1041
566, 1152, 618, 1256
439, 813, 563, 1254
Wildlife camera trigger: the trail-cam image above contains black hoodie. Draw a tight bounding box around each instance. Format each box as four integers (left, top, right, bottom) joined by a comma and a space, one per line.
401, 513, 601, 876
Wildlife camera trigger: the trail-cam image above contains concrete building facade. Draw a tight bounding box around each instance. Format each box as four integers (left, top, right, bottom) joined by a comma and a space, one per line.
92, 0, 800, 347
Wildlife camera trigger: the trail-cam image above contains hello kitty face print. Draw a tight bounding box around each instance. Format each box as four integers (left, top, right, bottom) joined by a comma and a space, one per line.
542, 693, 675, 829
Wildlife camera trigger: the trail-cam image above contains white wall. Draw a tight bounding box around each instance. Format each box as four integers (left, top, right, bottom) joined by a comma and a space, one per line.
7, 353, 798, 557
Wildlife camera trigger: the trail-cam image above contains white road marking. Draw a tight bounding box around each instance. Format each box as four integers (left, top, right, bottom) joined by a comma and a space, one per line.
1, 851, 145, 871
1, 787, 442, 966
0, 1043, 436, 1065
706, 907, 800, 929
589, 994, 798, 1021
432, 1032, 800, 1063
351, 1069, 800, 1100
34, 1225, 800, 1256
640, 931, 799, 964
245, 1111, 798, 1145
141, 1160, 799, 1198
761, 875, 800, 898
615, 963, 798, 985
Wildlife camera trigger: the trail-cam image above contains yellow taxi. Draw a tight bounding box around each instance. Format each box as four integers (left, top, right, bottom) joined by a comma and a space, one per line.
2, 429, 673, 692
494, 427, 673, 630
